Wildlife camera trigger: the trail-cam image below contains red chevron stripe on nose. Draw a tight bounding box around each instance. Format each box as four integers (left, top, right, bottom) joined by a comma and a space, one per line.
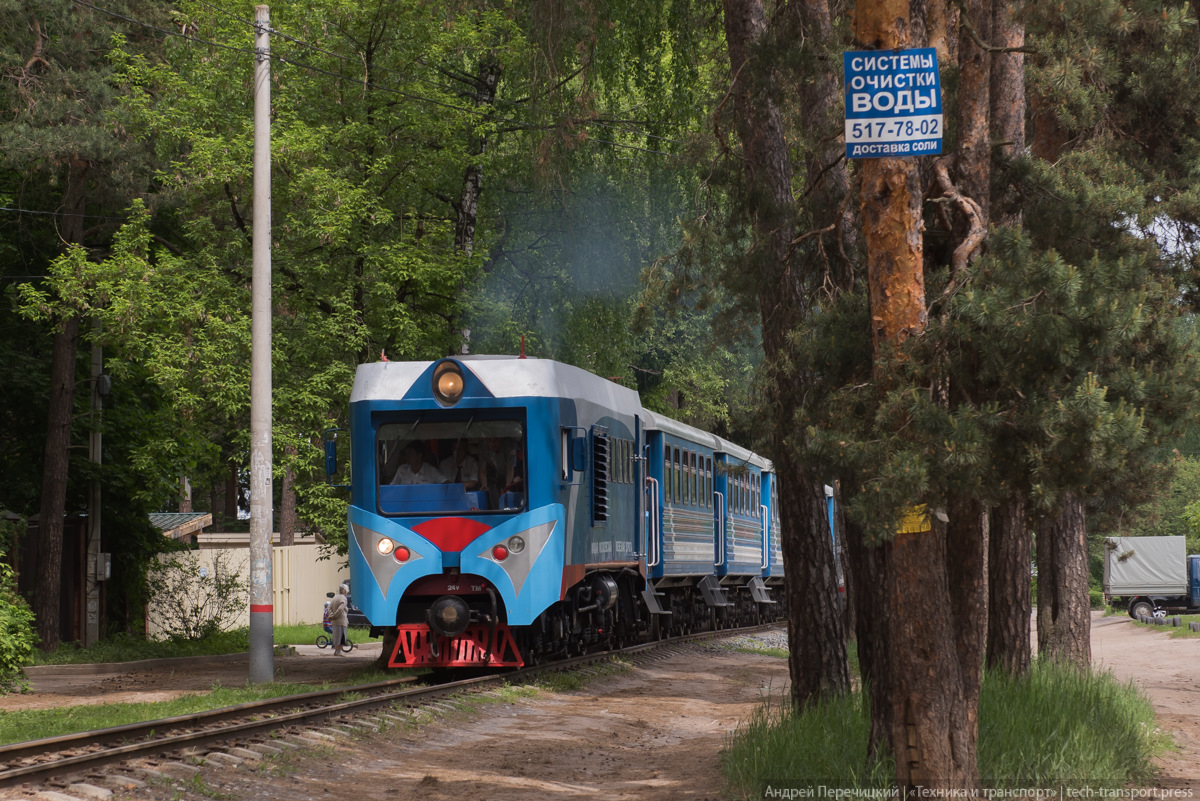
410, 517, 493, 552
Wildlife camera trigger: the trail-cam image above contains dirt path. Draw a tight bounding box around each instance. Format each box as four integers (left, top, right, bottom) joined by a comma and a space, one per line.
1091, 611, 1200, 790
143, 643, 789, 801
5, 643, 384, 712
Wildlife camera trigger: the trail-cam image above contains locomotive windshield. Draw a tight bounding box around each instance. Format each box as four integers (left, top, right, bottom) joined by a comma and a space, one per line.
375, 416, 526, 515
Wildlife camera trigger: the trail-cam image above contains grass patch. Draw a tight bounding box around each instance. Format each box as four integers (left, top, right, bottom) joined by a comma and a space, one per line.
721, 687, 894, 794
722, 660, 1165, 797
0, 670, 392, 745
273, 624, 379, 646
28, 624, 381, 666
980, 662, 1165, 787
1130, 614, 1200, 639
535, 657, 633, 693
29, 630, 251, 666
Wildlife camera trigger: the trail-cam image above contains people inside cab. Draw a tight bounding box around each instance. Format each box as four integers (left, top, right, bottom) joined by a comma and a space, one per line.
390, 443, 448, 485
439, 440, 481, 491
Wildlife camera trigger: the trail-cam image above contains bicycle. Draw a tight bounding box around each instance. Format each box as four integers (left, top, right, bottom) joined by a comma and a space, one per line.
316, 633, 354, 652
317, 612, 355, 652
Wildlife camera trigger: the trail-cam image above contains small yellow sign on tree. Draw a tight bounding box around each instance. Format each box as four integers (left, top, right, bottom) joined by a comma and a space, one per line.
898, 504, 932, 534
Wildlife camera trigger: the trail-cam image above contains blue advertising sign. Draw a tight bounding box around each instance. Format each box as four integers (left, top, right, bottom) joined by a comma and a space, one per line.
844, 48, 943, 159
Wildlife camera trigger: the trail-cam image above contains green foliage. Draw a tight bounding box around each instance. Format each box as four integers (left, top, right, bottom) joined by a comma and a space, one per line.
796, 227, 1199, 538
1100, 457, 1200, 555
0, 557, 36, 692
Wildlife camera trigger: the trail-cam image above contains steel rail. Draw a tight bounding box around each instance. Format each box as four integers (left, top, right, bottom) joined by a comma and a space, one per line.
0, 623, 778, 791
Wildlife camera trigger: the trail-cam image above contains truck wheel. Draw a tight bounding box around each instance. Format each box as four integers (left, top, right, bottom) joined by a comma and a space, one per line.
1129, 599, 1154, 620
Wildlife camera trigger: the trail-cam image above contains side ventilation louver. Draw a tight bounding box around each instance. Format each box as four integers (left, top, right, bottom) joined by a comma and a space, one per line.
591, 424, 610, 526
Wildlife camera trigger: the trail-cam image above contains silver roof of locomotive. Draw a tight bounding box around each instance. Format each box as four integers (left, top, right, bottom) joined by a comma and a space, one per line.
351, 356, 643, 416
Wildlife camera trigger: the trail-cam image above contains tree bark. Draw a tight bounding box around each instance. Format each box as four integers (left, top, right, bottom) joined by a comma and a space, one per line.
953, 0, 991, 227
986, 493, 1031, 675
781, 474, 851, 702
178, 476, 193, 514
723, 0, 850, 707
842, 512, 893, 759
945, 494, 987, 736
1035, 493, 1091, 667
34, 157, 89, 653
224, 459, 240, 527
887, 520, 980, 791
855, 0, 980, 791
35, 313, 80, 652
279, 445, 297, 547
989, 0, 1025, 229
454, 61, 501, 258
989, 0, 1024, 159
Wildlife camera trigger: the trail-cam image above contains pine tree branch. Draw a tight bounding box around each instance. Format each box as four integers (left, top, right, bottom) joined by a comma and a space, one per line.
934, 158, 987, 280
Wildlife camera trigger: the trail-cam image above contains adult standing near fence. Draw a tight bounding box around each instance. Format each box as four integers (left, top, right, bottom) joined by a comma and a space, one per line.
328, 584, 349, 655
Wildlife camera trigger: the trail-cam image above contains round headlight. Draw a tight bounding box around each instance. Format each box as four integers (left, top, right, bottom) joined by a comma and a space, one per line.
394, 546, 411, 563
492, 544, 509, 562
376, 537, 395, 556
507, 535, 526, 554
432, 361, 464, 405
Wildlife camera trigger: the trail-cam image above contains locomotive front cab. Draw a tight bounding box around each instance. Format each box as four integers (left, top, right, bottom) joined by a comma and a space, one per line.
348, 358, 567, 669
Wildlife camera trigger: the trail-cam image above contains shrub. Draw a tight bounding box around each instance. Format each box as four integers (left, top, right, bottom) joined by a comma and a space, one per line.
0, 559, 36, 692
145, 549, 247, 641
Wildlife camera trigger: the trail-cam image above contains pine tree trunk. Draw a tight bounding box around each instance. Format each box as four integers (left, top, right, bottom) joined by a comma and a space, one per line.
722, 0, 849, 706
1035, 493, 1091, 667
989, 1, 1024, 158
887, 522, 980, 791
781, 472, 851, 704
986, 493, 1032, 675
35, 313, 80, 652
946, 494, 987, 735
279, 453, 297, 547
954, 0, 991, 224
856, 0, 980, 790
989, 0, 1025, 228
34, 157, 89, 653
842, 513, 893, 759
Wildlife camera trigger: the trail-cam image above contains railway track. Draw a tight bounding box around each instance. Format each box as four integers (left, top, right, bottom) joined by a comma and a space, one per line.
0, 624, 780, 798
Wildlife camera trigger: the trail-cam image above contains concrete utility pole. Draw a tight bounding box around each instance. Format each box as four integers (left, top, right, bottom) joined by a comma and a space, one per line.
248, 3, 274, 684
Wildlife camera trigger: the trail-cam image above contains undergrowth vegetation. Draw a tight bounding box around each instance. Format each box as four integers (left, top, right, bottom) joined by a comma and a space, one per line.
28, 624, 379, 666
722, 660, 1165, 796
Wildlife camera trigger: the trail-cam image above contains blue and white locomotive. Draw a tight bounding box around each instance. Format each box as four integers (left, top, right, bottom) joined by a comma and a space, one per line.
334, 355, 789, 669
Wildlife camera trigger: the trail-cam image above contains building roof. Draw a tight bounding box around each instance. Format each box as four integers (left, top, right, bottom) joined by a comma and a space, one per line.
150, 512, 213, 540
